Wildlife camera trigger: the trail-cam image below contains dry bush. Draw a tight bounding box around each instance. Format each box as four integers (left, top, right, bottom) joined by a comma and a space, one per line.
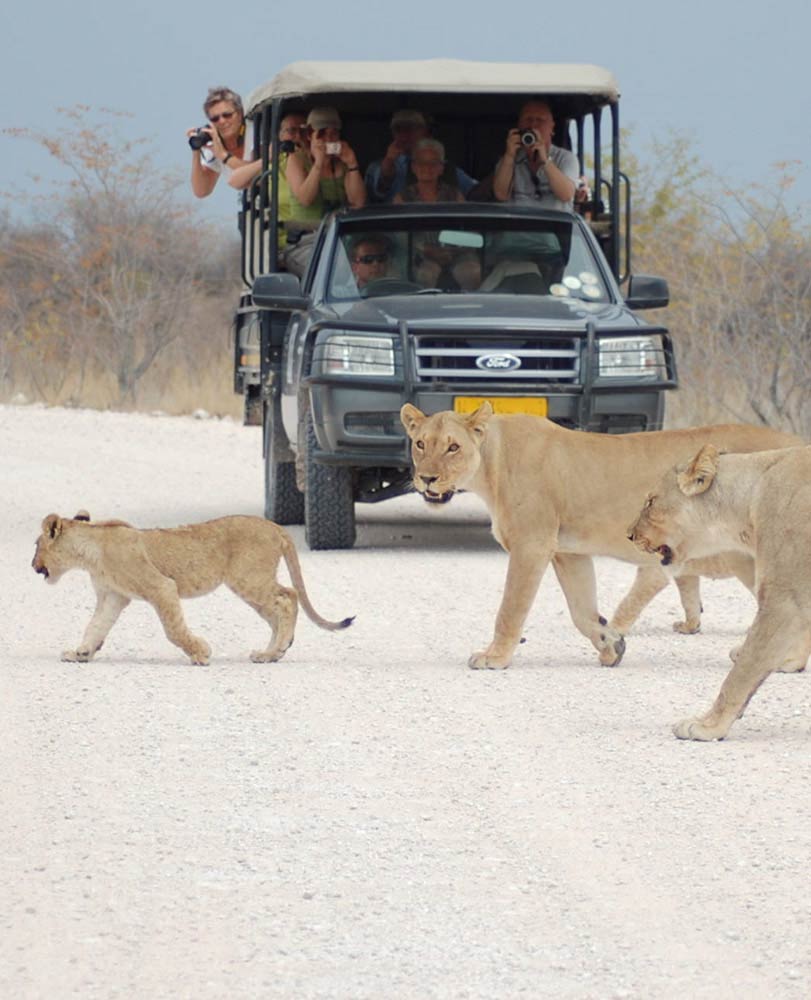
1, 107, 242, 414
628, 137, 811, 435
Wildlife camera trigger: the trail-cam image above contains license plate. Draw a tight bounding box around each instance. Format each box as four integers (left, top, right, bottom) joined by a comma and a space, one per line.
453, 396, 548, 416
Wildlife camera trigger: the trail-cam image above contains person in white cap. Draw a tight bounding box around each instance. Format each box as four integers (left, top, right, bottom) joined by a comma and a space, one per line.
283, 106, 366, 276
365, 109, 476, 203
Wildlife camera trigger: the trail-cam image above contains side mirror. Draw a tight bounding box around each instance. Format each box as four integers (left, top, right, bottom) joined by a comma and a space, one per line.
625, 274, 669, 311
252, 273, 308, 311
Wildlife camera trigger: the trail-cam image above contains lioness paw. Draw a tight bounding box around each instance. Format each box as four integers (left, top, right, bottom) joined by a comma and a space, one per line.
673, 619, 701, 635
61, 648, 92, 663
468, 649, 511, 670
673, 717, 728, 741
250, 649, 285, 663
597, 634, 626, 667
188, 638, 211, 666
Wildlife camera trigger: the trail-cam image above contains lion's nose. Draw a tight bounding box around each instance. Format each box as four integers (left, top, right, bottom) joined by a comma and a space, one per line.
420, 475, 438, 488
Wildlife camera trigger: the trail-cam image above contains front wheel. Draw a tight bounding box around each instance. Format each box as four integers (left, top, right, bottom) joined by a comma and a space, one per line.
264, 401, 304, 525
304, 411, 356, 550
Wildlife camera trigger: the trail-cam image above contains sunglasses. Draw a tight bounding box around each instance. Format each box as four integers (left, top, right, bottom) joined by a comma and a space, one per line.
209, 111, 236, 124
354, 253, 388, 265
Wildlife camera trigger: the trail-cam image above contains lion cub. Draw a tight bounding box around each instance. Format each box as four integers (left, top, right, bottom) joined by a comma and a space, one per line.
32, 511, 354, 665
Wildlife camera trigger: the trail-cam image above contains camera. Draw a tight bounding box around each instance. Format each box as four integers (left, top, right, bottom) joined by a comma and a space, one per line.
325, 141, 342, 156
279, 139, 296, 154
519, 129, 537, 147
188, 127, 211, 151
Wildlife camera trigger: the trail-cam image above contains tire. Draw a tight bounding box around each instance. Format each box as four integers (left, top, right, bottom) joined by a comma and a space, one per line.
303, 410, 356, 550
264, 401, 304, 525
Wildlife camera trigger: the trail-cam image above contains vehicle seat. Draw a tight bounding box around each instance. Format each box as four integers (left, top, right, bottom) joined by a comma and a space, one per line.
479, 260, 549, 295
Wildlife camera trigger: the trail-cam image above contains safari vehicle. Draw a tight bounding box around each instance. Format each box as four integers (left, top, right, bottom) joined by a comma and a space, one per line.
234, 60, 677, 549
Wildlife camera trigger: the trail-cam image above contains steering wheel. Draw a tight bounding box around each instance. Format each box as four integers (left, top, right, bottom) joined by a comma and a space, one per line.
361, 277, 422, 297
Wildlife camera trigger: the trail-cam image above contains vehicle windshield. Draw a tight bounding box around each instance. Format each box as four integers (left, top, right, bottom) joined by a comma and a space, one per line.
325, 216, 610, 304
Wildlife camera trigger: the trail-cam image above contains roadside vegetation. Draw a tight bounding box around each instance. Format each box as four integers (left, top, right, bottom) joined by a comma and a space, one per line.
2, 109, 810, 432
627, 135, 811, 434
0, 108, 242, 416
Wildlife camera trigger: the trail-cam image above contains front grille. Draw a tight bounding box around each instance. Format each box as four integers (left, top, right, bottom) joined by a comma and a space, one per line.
414, 334, 580, 384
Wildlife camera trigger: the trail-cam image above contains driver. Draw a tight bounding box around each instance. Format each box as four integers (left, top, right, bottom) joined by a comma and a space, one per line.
350, 237, 391, 289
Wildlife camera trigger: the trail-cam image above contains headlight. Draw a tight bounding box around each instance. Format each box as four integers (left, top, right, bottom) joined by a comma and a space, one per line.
598, 335, 667, 379
320, 334, 395, 376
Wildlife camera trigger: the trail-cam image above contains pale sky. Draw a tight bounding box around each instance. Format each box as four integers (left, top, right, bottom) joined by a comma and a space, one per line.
2, 0, 809, 228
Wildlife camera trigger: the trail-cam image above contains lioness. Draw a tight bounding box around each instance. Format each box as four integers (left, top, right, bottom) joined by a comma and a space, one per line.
628, 444, 811, 740
32, 512, 354, 664
400, 402, 800, 669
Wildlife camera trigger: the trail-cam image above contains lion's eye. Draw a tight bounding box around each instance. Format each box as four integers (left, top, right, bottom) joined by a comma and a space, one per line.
447, 443, 459, 453
416, 440, 425, 450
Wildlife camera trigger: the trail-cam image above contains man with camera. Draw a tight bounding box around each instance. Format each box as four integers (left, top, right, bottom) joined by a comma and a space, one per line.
493, 100, 578, 210
187, 86, 252, 199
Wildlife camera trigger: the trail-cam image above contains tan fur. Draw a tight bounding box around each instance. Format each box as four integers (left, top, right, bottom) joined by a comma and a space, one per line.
628, 445, 811, 740
400, 403, 801, 670
32, 512, 353, 665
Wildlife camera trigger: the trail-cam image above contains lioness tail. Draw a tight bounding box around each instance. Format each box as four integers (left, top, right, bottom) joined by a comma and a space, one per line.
280, 532, 354, 631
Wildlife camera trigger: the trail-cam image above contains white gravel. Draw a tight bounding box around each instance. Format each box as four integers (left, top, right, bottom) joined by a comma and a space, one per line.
2, 402, 810, 1000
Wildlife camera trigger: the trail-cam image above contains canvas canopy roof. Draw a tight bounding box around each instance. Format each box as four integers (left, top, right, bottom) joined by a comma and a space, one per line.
245, 60, 620, 117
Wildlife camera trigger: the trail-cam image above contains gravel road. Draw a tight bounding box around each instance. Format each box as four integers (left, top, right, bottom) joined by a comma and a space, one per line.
2, 403, 810, 999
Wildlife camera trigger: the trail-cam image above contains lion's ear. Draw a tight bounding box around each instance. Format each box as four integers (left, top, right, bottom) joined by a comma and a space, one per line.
467, 401, 493, 437
400, 404, 426, 439
43, 514, 63, 539
677, 444, 719, 496
73, 510, 91, 522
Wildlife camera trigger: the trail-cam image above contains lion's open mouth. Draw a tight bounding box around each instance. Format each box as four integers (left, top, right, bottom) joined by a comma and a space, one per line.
658, 545, 673, 566
422, 489, 455, 505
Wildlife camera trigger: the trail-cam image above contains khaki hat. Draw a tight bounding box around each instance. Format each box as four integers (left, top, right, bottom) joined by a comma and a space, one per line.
306, 106, 342, 130
390, 108, 427, 130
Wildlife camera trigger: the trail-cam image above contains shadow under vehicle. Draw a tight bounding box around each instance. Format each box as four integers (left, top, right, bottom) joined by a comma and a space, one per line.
235, 60, 676, 548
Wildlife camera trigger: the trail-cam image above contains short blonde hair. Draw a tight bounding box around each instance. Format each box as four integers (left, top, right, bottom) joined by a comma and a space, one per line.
203, 86, 244, 119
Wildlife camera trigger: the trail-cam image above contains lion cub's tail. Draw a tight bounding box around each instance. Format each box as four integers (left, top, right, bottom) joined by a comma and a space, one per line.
280, 532, 355, 631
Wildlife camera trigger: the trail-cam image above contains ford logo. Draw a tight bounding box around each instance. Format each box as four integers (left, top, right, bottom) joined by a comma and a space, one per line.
475, 353, 522, 372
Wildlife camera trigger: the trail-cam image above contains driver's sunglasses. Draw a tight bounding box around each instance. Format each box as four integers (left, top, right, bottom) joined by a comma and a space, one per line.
209, 111, 236, 123
354, 253, 388, 264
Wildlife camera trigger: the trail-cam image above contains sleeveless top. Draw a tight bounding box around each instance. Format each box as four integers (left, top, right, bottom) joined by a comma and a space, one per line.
285, 152, 348, 223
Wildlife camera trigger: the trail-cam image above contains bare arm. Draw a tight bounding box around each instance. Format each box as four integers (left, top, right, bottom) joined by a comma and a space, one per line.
337, 141, 366, 208
493, 130, 521, 201
228, 159, 263, 191
537, 156, 576, 203
190, 152, 219, 198
377, 138, 406, 193
285, 145, 324, 207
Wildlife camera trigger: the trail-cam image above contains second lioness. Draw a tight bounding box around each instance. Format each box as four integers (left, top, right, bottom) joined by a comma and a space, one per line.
32, 512, 353, 664
400, 403, 800, 669
627, 444, 811, 740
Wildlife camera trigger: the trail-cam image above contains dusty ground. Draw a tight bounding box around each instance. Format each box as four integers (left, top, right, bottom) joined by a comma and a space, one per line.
2, 403, 810, 999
